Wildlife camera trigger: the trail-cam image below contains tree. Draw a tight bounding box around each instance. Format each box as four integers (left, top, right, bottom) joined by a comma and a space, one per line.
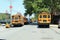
23, 0, 34, 16
23, 0, 50, 16
43, 0, 60, 14
23, 0, 60, 16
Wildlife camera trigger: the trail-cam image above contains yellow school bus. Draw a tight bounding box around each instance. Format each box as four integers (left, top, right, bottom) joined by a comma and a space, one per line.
23, 17, 28, 24
38, 12, 51, 28
6, 14, 24, 28
11, 14, 24, 27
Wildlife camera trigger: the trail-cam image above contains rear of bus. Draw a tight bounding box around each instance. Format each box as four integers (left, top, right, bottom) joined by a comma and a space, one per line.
11, 14, 24, 27
38, 12, 51, 28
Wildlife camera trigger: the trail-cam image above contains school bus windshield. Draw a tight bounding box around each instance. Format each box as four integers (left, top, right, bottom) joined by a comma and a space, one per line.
43, 15, 47, 18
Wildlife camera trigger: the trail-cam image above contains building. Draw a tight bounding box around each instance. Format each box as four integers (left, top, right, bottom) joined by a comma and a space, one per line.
0, 13, 11, 24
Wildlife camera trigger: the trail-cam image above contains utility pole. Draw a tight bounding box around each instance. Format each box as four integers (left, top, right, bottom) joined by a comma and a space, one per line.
9, 0, 13, 24
9, 0, 13, 14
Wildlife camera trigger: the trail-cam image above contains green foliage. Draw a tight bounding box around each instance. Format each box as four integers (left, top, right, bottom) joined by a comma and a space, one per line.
40, 8, 50, 13
57, 5, 60, 9
0, 13, 10, 20
23, 0, 60, 18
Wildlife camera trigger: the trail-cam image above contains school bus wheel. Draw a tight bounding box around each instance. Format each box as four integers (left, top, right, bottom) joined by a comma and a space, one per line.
38, 24, 42, 28
38, 23, 49, 28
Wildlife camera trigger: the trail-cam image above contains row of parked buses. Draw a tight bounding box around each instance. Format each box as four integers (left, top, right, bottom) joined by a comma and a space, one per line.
6, 12, 51, 28
6, 12, 58, 28
6, 14, 29, 28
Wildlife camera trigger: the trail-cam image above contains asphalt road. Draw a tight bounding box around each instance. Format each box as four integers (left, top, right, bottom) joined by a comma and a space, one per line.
0, 25, 60, 40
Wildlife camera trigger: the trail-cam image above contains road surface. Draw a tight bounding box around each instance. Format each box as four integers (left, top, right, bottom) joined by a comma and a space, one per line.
0, 25, 60, 40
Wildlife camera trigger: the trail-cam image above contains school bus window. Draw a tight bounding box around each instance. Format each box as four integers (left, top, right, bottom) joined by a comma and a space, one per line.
19, 16, 21, 19
12, 16, 14, 18
43, 15, 47, 18
19, 16, 20, 17
15, 17, 18, 20
12, 16, 14, 19
48, 15, 50, 18
40, 15, 42, 18
43, 20, 47, 22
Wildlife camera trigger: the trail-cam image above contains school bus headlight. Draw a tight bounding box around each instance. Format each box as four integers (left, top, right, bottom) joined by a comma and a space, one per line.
38, 19, 41, 21
48, 19, 51, 21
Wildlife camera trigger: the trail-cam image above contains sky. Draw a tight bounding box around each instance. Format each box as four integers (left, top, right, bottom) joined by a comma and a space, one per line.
0, 0, 25, 15
0, 0, 34, 18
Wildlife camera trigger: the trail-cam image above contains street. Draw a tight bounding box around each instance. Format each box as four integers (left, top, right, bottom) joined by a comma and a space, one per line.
0, 25, 60, 40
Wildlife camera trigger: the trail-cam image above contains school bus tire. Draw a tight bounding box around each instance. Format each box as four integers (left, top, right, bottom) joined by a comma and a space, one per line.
38, 24, 49, 28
